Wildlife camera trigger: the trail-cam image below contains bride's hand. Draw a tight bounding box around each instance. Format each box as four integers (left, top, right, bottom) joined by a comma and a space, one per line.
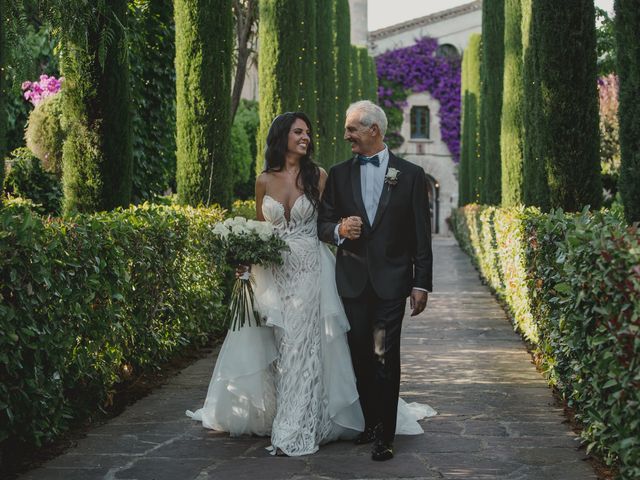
235, 264, 251, 278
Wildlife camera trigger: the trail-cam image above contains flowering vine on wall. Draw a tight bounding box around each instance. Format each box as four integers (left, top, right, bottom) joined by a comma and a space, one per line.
376, 37, 461, 162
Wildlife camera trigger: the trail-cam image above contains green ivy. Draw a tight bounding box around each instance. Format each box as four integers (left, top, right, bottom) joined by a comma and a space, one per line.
128, 0, 177, 202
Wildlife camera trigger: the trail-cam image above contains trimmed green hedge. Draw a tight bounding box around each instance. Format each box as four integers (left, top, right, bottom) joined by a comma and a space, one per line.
452, 205, 639, 478
0, 201, 227, 451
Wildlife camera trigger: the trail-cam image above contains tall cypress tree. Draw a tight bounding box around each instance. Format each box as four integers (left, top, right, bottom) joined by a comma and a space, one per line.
315, 0, 337, 168
615, 0, 640, 222
459, 49, 470, 206
370, 55, 379, 103
257, 0, 303, 173
358, 48, 377, 102
175, 0, 233, 207
0, 0, 7, 191
500, 0, 525, 207
521, 0, 549, 210
61, 0, 133, 213
350, 45, 362, 101
479, 0, 504, 205
462, 34, 482, 204
535, 0, 601, 211
299, 0, 317, 130
334, 0, 351, 161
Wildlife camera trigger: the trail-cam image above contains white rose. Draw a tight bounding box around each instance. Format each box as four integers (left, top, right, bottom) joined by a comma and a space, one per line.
212, 223, 230, 239
231, 224, 248, 235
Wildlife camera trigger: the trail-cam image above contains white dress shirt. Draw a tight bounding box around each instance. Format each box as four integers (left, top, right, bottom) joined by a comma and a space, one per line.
333, 145, 388, 243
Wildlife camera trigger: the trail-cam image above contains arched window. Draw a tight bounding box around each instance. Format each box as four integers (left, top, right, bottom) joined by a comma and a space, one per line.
410, 106, 430, 139
436, 43, 460, 59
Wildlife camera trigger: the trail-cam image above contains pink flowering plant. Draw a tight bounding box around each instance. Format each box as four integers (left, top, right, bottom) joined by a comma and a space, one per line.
22, 74, 64, 106
597, 74, 620, 176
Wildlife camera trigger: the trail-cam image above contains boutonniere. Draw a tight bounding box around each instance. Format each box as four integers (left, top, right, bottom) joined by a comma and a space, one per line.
384, 167, 401, 186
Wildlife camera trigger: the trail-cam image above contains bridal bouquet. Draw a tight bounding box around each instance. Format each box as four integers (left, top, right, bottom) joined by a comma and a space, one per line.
212, 217, 288, 330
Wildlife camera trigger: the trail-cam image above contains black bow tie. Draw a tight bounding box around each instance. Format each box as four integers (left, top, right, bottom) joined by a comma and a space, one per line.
357, 154, 380, 167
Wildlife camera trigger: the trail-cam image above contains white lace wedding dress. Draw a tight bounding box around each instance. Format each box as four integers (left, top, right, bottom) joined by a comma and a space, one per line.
187, 194, 436, 456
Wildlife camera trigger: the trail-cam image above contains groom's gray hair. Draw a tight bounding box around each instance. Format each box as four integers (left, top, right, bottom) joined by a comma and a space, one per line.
347, 100, 388, 137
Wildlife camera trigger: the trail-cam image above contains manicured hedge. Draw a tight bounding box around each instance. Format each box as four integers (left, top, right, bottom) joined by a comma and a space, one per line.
452, 205, 639, 478
0, 201, 227, 452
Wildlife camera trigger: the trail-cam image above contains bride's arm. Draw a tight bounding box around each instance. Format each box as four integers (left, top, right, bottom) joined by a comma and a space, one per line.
255, 173, 267, 221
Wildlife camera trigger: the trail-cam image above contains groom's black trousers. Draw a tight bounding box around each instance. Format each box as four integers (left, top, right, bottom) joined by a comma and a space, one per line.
342, 281, 406, 443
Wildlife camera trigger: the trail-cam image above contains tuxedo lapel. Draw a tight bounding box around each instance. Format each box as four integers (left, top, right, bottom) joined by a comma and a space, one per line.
350, 158, 371, 228
370, 153, 398, 232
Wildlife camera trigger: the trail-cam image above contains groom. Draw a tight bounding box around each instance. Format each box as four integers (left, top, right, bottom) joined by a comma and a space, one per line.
318, 100, 433, 461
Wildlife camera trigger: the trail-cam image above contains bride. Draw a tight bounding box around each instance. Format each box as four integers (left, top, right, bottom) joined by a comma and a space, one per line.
187, 112, 435, 456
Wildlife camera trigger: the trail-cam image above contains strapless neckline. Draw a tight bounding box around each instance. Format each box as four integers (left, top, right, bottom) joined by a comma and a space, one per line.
263, 194, 306, 223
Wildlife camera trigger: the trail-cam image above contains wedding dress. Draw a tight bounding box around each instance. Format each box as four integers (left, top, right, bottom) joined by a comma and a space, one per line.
187, 194, 436, 456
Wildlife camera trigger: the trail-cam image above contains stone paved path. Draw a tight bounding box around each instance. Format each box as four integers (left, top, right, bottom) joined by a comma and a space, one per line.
20, 237, 598, 479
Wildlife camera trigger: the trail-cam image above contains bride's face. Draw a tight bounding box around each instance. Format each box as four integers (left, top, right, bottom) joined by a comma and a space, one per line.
287, 118, 311, 158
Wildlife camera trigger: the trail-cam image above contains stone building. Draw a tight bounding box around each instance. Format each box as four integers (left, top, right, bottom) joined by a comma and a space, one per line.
365, 0, 482, 234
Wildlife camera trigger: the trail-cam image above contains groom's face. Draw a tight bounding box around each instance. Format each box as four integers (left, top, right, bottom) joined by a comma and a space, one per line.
344, 111, 377, 156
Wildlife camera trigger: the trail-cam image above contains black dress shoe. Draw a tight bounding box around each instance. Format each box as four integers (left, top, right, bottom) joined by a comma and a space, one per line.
371, 440, 394, 461
353, 425, 378, 445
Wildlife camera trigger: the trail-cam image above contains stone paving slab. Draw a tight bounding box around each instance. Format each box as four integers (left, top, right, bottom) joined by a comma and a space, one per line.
19, 237, 598, 480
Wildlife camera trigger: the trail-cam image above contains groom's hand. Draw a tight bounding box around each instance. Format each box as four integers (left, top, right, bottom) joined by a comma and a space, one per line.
410, 289, 428, 316
338, 216, 363, 240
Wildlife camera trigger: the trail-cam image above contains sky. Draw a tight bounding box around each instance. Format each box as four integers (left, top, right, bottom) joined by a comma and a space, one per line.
368, 0, 615, 31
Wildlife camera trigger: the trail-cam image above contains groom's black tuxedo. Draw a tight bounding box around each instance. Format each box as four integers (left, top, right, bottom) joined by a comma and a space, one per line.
318, 151, 432, 444
318, 152, 432, 298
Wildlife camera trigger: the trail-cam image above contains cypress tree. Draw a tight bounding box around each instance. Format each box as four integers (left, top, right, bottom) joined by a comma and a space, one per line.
350, 45, 362, 102
500, 0, 525, 207
257, 0, 304, 173
369, 55, 379, 103
615, 0, 640, 222
459, 42, 473, 206
61, 0, 133, 213
521, 0, 550, 210
479, 0, 504, 205
334, 0, 351, 161
298, 0, 317, 131
315, 0, 337, 168
358, 48, 377, 103
462, 34, 482, 204
0, 0, 6, 191
175, 0, 233, 207
535, 0, 601, 211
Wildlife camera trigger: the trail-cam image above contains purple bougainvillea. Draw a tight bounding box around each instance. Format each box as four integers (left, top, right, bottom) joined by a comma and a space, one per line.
376, 37, 461, 162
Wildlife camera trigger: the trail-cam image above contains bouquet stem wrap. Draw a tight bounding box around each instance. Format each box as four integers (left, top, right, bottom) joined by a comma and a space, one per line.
229, 271, 261, 330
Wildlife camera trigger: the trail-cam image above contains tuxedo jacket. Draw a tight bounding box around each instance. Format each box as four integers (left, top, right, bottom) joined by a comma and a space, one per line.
318, 152, 433, 300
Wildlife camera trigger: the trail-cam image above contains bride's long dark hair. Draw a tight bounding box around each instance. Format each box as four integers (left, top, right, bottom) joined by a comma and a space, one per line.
263, 112, 320, 209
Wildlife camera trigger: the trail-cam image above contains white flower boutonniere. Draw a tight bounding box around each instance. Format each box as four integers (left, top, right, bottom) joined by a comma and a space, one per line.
385, 167, 401, 187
